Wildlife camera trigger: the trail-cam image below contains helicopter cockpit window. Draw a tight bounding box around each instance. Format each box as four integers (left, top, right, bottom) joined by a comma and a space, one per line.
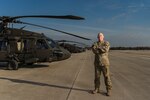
0, 41, 7, 51
47, 39, 57, 48
36, 39, 49, 49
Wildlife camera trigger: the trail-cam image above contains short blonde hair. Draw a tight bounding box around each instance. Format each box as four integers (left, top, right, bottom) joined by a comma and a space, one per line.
97, 32, 104, 38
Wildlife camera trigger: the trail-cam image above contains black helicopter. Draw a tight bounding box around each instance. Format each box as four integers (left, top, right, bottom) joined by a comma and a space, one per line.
57, 40, 87, 53
0, 15, 90, 70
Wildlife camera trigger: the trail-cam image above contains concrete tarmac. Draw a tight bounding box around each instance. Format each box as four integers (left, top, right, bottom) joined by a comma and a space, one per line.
0, 50, 149, 100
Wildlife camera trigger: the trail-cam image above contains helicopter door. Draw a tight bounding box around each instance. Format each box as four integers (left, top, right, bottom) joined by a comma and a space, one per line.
17, 39, 37, 63
35, 39, 51, 62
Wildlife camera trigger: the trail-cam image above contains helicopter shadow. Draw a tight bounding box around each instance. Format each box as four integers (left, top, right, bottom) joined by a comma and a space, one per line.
0, 62, 9, 70
0, 62, 49, 70
20, 64, 49, 69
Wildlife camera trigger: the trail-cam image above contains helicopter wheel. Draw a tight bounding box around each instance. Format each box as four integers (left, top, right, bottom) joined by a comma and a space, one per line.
7, 60, 19, 70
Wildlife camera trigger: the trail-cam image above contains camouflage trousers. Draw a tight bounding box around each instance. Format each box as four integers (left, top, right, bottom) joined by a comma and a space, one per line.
94, 65, 112, 90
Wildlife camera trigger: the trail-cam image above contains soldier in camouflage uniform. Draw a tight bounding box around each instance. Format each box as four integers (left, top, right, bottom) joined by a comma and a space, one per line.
92, 32, 112, 96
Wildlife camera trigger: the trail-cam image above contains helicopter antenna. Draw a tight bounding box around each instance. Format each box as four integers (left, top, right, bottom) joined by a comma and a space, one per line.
20, 25, 26, 30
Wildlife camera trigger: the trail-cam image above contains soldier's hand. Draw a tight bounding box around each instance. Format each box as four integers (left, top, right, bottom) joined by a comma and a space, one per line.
98, 46, 103, 49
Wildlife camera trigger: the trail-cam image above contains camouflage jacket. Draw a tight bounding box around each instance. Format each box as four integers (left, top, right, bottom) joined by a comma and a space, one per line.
92, 41, 110, 66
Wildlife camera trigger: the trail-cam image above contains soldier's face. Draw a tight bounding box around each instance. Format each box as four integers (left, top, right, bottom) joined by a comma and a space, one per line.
98, 35, 104, 42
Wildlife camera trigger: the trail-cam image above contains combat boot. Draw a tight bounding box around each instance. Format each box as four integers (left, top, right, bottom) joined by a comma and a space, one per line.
92, 88, 100, 94
106, 89, 111, 96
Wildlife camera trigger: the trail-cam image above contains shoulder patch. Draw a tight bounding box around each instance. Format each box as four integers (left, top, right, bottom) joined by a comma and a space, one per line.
104, 41, 110, 46
93, 42, 97, 46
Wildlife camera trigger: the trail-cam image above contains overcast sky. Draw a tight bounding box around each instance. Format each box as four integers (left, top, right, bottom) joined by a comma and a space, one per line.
0, 0, 150, 47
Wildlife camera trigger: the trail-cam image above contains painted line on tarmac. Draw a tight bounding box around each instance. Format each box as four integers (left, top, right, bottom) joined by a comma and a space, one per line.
66, 52, 87, 100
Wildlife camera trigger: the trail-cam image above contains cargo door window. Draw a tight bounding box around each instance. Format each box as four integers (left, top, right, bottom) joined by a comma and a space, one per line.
0, 41, 7, 51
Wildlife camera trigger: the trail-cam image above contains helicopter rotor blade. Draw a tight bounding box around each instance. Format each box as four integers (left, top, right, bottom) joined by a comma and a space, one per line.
0, 15, 85, 22
14, 21, 91, 40
11, 15, 85, 20
57, 40, 88, 46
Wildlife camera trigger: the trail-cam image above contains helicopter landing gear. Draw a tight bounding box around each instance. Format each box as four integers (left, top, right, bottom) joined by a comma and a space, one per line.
26, 63, 34, 65
7, 60, 19, 70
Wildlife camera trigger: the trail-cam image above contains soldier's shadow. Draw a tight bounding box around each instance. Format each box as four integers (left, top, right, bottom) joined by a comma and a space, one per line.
0, 77, 91, 93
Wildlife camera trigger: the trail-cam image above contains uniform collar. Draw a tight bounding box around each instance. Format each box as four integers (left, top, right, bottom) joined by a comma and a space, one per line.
97, 40, 104, 44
